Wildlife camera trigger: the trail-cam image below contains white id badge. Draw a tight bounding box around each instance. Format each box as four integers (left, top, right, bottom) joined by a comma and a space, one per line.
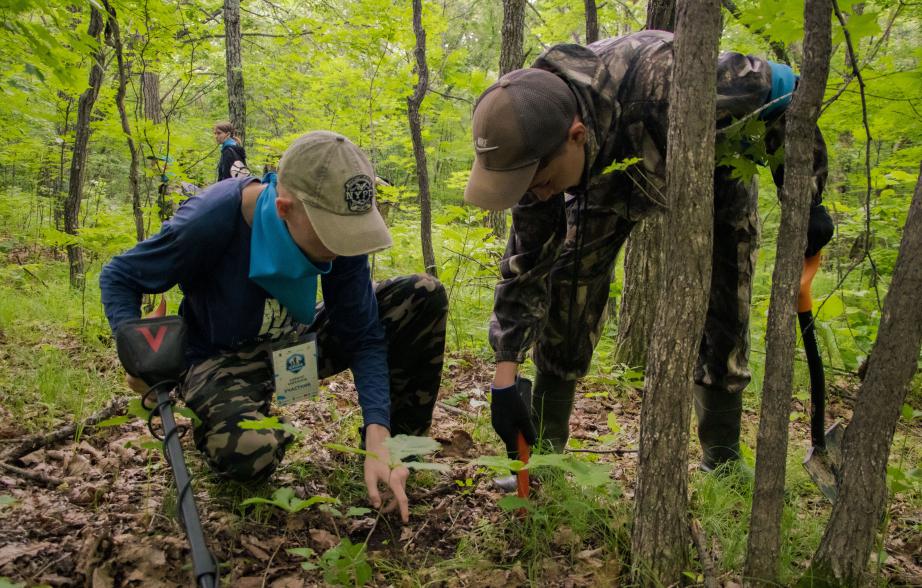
271, 333, 318, 406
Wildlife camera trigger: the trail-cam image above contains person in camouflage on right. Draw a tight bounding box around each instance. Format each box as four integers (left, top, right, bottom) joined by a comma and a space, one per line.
464, 30, 834, 472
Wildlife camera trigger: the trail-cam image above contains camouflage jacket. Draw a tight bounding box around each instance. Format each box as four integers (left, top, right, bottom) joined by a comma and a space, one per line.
490, 30, 829, 364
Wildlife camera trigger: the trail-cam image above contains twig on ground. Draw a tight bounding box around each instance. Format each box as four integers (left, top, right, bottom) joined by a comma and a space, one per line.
690, 518, 720, 588
402, 518, 430, 552
436, 401, 468, 416
0, 461, 63, 488
565, 447, 638, 455
5, 397, 128, 463
261, 539, 285, 588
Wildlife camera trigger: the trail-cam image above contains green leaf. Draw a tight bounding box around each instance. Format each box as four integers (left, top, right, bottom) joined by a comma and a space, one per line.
127, 398, 152, 421
384, 434, 441, 463
0, 495, 17, 508
325, 443, 377, 459
95, 415, 131, 428
288, 547, 316, 559
175, 406, 202, 427
816, 294, 846, 320
345, 507, 372, 517
602, 157, 642, 174
497, 495, 532, 511
472, 455, 525, 473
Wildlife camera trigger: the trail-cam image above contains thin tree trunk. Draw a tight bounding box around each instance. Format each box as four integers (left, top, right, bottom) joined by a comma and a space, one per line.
224, 0, 246, 146
744, 0, 831, 583
584, 0, 599, 44
140, 72, 161, 123
489, 0, 527, 239
408, 0, 437, 277
805, 164, 922, 586
64, 6, 106, 289
631, 0, 720, 583
105, 0, 144, 242
645, 0, 676, 31
616, 0, 675, 366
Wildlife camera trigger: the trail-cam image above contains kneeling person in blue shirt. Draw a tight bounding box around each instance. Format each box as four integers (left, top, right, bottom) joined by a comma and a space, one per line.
100, 131, 447, 522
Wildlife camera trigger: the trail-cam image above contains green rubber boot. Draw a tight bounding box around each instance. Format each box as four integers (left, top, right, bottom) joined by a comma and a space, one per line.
694, 385, 743, 472
532, 372, 577, 453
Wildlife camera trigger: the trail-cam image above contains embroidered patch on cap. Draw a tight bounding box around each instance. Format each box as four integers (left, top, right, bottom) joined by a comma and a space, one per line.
344, 174, 373, 213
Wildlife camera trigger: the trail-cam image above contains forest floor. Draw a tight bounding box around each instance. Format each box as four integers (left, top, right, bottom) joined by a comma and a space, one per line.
0, 348, 920, 587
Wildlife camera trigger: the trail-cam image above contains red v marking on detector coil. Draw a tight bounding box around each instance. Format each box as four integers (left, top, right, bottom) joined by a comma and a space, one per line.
136, 326, 167, 352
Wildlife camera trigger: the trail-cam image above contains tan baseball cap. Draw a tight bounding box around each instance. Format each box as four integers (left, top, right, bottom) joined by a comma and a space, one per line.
464, 68, 578, 210
278, 131, 392, 257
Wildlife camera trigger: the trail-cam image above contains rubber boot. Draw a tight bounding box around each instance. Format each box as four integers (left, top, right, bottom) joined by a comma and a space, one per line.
532, 372, 577, 453
694, 385, 743, 472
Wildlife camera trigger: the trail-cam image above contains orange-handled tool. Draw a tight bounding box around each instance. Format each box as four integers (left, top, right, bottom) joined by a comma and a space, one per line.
516, 432, 530, 498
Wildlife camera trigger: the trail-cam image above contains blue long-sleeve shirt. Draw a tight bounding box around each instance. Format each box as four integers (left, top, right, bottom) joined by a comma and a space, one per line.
99, 177, 391, 429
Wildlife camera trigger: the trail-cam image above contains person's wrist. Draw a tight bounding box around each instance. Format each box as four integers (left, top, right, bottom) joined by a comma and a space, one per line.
493, 362, 519, 388
364, 423, 390, 448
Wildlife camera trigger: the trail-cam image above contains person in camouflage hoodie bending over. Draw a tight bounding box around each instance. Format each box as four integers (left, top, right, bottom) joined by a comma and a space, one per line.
102, 132, 447, 522
465, 31, 833, 472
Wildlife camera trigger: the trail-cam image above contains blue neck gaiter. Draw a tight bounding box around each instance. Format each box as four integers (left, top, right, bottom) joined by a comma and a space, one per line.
762, 61, 798, 119
249, 173, 331, 325
221, 137, 238, 150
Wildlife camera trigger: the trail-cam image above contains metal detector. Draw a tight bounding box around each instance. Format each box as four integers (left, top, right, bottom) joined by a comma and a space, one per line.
116, 316, 218, 588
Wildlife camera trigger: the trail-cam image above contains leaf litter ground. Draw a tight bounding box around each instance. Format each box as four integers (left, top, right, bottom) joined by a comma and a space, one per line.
0, 353, 919, 587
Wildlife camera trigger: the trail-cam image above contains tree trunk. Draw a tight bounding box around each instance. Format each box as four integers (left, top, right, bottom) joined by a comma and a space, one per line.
140, 72, 161, 124
224, 0, 246, 146
408, 0, 437, 277
630, 0, 720, 583
105, 0, 144, 243
584, 0, 599, 44
616, 0, 676, 367
804, 164, 922, 586
645, 0, 676, 31
489, 0, 527, 239
744, 0, 831, 583
64, 6, 106, 289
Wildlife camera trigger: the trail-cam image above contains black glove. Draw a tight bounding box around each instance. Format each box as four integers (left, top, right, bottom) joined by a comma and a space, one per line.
491, 377, 537, 459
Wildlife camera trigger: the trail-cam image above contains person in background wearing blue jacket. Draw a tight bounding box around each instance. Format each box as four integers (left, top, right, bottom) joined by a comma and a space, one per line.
101, 131, 447, 522
214, 121, 250, 181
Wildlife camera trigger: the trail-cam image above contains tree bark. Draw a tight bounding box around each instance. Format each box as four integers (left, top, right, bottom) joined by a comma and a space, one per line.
744, 0, 831, 583
64, 6, 106, 289
224, 0, 246, 146
489, 0, 527, 239
140, 72, 161, 124
408, 0, 437, 277
104, 0, 144, 243
584, 0, 599, 44
645, 0, 676, 31
804, 163, 922, 586
616, 0, 676, 367
631, 0, 720, 583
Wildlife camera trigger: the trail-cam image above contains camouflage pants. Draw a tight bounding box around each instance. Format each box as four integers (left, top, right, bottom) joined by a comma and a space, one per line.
180, 273, 448, 481
535, 168, 760, 395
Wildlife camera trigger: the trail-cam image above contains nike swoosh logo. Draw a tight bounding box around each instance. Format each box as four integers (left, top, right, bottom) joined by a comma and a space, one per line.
475, 145, 500, 153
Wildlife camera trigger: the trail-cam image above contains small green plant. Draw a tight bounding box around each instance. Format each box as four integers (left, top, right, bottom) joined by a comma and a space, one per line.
240, 487, 338, 514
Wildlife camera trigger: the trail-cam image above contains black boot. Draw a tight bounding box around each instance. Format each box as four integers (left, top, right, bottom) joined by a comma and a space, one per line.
694, 385, 743, 472
532, 372, 577, 453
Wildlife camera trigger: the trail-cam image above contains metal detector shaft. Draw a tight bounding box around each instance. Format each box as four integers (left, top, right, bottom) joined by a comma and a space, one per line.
154, 385, 217, 588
